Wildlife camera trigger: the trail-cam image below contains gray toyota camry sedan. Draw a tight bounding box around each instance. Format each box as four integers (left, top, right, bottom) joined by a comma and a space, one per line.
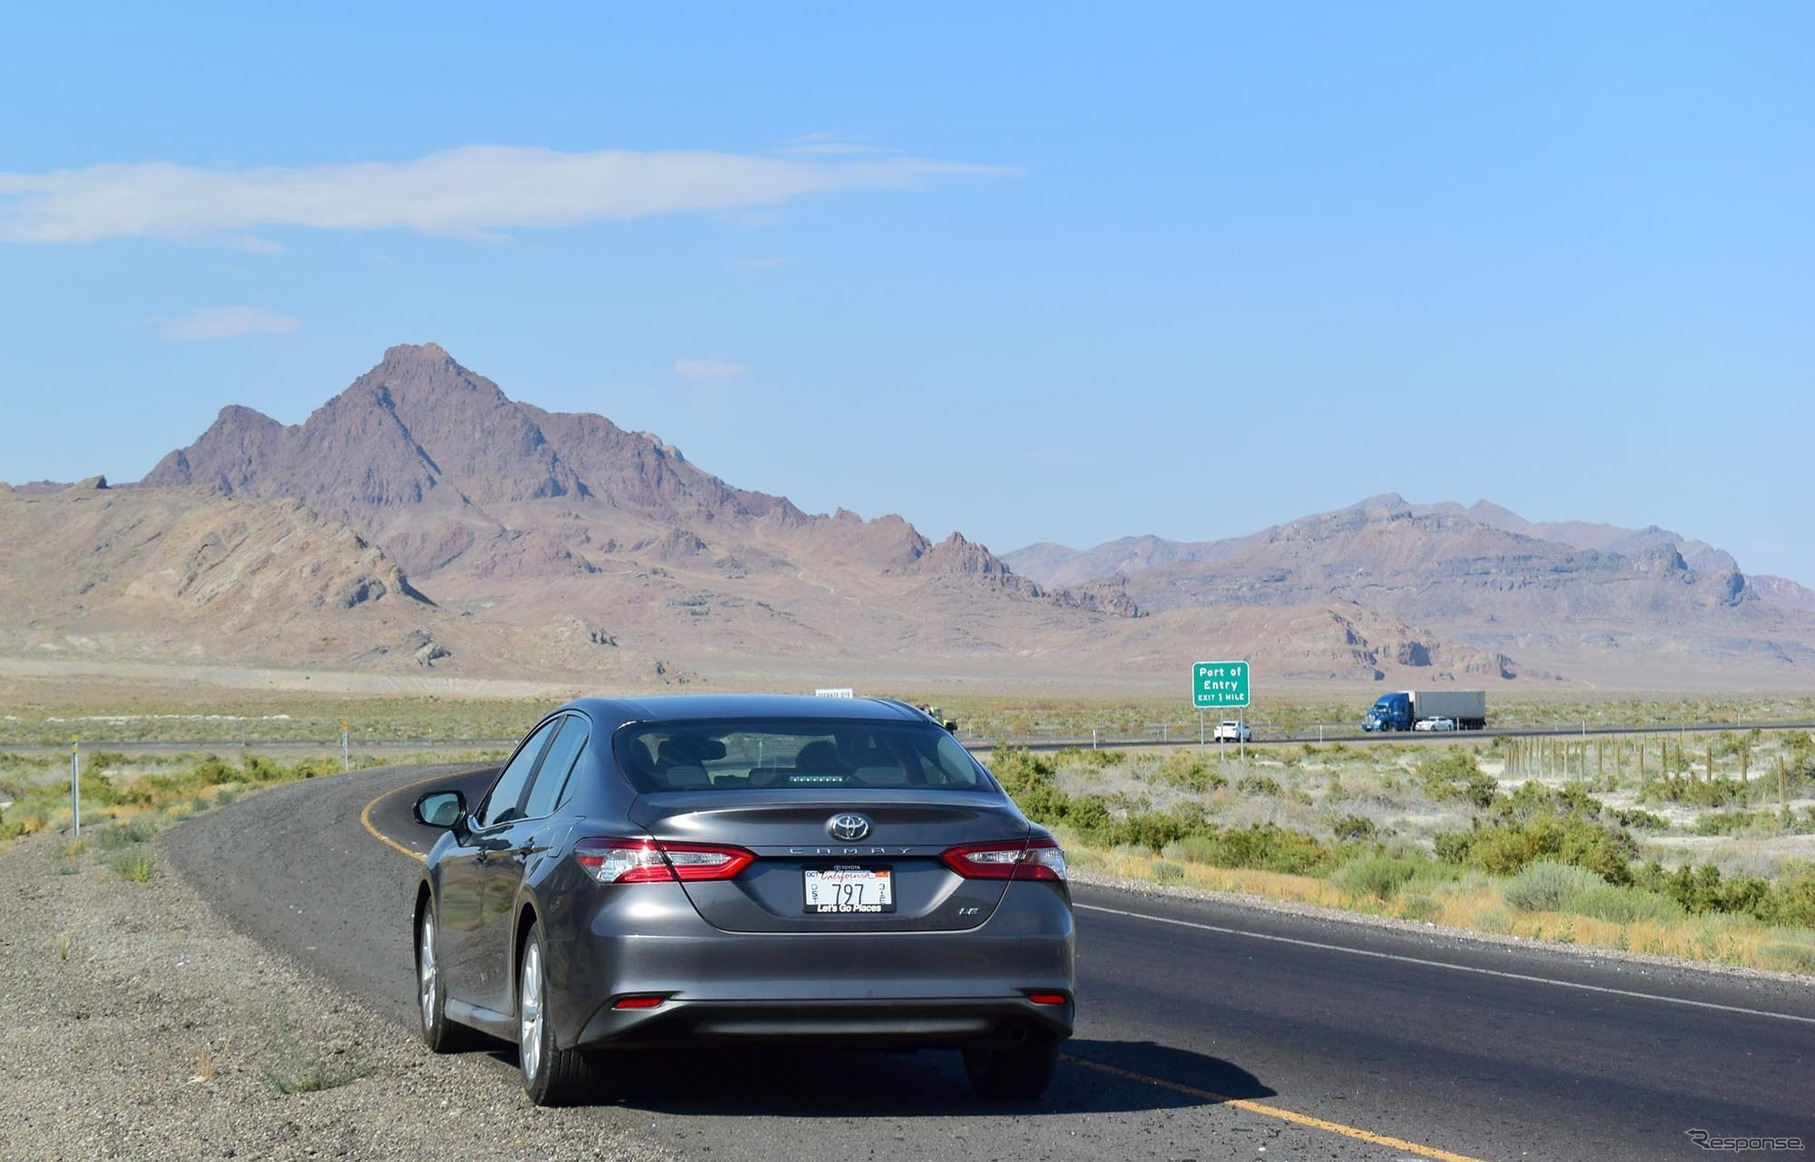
410, 693, 1076, 1106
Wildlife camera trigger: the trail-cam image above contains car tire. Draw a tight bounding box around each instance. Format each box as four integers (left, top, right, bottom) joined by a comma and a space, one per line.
519, 920, 597, 1106
416, 904, 475, 1053
963, 1038, 1059, 1101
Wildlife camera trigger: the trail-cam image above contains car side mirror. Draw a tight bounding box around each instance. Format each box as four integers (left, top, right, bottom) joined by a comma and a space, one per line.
413, 790, 468, 833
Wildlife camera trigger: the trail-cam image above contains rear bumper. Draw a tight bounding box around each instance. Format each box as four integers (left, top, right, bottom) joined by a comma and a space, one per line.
543, 881, 1075, 1052
576, 993, 1074, 1051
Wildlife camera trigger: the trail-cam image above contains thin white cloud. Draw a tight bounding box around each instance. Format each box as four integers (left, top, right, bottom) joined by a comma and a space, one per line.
159, 306, 302, 342
0, 145, 1007, 245
674, 359, 749, 381
776, 132, 895, 157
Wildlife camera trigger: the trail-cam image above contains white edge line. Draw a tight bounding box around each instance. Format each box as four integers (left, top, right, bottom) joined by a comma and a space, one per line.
1076, 902, 1815, 1027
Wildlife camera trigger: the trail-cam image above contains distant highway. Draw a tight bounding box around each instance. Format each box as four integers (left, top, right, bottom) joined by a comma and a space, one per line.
5, 718, 1813, 757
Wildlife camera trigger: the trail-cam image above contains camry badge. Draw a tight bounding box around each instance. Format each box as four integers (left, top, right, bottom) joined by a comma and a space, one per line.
828, 813, 872, 842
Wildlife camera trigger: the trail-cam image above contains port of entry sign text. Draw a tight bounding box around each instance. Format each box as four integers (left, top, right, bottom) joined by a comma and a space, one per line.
1192, 660, 1250, 708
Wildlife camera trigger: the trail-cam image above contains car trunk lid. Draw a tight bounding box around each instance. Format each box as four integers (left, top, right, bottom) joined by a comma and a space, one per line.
627, 791, 1029, 933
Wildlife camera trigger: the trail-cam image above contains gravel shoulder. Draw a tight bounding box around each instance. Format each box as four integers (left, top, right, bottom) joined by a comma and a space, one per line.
0, 823, 679, 1162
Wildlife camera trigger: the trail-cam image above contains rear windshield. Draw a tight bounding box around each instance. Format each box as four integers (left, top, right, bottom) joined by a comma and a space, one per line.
613, 718, 992, 794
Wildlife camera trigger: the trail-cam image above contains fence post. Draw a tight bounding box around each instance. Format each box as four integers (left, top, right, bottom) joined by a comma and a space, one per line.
70, 735, 81, 837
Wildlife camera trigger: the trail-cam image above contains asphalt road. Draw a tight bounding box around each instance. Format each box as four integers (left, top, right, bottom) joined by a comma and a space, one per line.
171, 765, 1815, 1162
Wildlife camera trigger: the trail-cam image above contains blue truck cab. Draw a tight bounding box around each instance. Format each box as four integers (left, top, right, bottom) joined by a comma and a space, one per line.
1363, 692, 1413, 732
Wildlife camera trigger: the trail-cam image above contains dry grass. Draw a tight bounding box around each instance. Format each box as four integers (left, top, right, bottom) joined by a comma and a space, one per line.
1070, 838, 1815, 975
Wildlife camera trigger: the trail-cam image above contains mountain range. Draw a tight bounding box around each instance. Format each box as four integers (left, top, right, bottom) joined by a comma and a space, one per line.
4, 342, 1812, 694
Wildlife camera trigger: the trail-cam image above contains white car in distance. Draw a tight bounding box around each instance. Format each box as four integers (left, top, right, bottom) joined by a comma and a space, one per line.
1414, 716, 1457, 732
1211, 720, 1252, 742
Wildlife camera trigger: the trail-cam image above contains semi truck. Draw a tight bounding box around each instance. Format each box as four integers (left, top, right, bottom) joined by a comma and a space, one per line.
1362, 690, 1487, 732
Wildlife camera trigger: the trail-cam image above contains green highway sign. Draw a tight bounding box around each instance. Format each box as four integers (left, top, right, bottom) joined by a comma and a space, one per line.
1192, 660, 1250, 708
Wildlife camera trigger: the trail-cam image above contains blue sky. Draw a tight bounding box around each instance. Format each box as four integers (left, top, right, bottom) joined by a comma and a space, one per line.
4, 3, 1811, 583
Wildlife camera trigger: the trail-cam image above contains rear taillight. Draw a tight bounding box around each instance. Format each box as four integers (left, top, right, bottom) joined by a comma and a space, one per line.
941, 837, 1067, 882
573, 837, 755, 884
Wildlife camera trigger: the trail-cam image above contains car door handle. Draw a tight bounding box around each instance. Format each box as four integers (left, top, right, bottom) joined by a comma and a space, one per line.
475, 842, 546, 863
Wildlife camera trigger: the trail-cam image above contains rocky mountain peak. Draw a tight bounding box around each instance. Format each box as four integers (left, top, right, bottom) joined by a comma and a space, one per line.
920, 532, 1012, 578
1350, 493, 1413, 516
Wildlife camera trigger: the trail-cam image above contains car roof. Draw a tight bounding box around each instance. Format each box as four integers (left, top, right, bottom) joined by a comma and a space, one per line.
557, 693, 934, 734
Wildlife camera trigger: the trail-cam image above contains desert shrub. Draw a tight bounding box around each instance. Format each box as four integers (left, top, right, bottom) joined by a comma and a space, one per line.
95, 819, 157, 850
1642, 774, 1748, 809
1563, 884, 1686, 925
1633, 862, 1771, 919
1332, 814, 1377, 841
1611, 807, 1672, 831
1107, 808, 1199, 852
1399, 895, 1441, 922
1436, 816, 1637, 883
75, 767, 123, 807
1009, 781, 1072, 826
1760, 867, 1815, 929
1417, 750, 1497, 808
990, 748, 1064, 823
1062, 795, 1111, 833
1172, 824, 1342, 876
1504, 861, 1603, 912
1331, 855, 1422, 901
1150, 751, 1227, 793
111, 851, 153, 883
192, 756, 239, 787
1055, 746, 1126, 768
0, 752, 47, 780
989, 747, 1052, 789
107, 775, 165, 807
1694, 811, 1768, 837
4, 799, 50, 836
1473, 908, 1515, 934
1151, 860, 1185, 883
1237, 774, 1283, 797
1494, 781, 1603, 822
242, 755, 288, 783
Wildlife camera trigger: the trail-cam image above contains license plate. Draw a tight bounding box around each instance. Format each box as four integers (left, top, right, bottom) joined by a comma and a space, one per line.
803, 866, 894, 913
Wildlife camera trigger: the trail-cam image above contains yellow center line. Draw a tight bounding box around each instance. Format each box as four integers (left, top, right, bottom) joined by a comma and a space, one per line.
360, 772, 466, 864
1062, 1055, 1491, 1162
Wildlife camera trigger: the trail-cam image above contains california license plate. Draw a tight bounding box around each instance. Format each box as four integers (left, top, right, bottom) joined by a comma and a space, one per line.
803, 866, 894, 913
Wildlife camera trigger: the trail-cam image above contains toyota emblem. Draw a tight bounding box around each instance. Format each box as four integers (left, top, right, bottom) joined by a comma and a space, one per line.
828, 813, 871, 842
